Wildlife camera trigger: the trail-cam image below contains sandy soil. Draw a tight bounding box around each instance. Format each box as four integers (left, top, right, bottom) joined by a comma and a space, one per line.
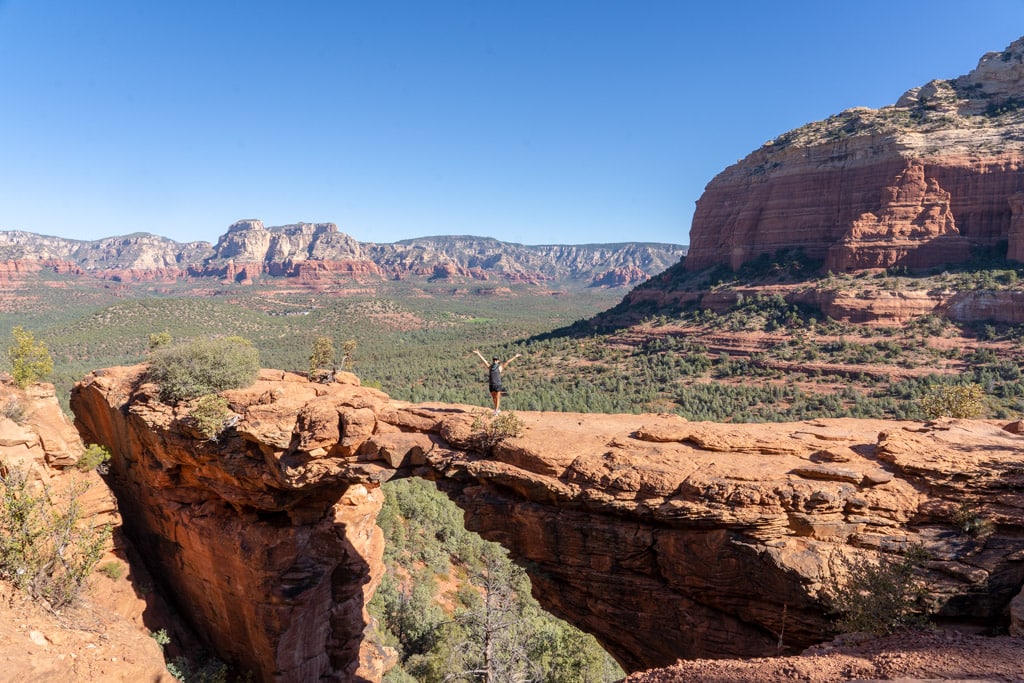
0, 576, 174, 682
623, 630, 1024, 682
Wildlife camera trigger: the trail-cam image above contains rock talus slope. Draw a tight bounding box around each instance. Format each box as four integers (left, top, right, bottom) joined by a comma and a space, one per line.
0, 381, 173, 682
70, 366, 1024, 682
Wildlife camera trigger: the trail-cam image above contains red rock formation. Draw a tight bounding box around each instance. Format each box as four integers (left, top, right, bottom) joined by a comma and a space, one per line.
825, 162, 972, 271
621, 278, 1024, 325
1008, 192, 1024, 262
70, 366, 1024, 681
943, 289, 1024, 323
71, 368, 396, 683
428, 261, 467, 280
793, 287, 947, 323
224, 260, 258, 284
0, 259, 83, 282
501, 272, 555, 285
590, 266, 649, 287
281, 259, 382, 281
0, 223, 681, 291
0, 257, 193, 284
0, 259, 42, 283
686, 37, 1024, 273
102, 267, 191, 283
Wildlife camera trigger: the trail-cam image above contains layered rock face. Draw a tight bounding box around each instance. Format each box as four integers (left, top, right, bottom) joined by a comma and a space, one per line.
621, 278, 1024, 324
590, 265, 649, 287
71, 366, 1024, 681
686, 36, 1024, 273
0, 230, 211, 282
210, 220, 344, 262
366, 236, 683, 284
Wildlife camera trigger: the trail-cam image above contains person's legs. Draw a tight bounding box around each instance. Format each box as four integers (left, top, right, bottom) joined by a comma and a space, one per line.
490, 390, 501, 413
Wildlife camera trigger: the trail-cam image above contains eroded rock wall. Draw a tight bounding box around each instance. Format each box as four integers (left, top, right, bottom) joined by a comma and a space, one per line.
70, 368, 396, 683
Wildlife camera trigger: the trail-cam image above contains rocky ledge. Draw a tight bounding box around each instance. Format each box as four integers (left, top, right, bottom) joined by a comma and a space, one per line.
70, 366, 1024, 682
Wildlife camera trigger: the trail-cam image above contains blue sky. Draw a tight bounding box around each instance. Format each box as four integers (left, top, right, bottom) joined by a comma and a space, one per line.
1, 2, 1023, 247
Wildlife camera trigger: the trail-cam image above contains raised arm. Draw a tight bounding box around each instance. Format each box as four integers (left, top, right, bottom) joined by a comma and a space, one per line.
472, 349, 490, 369
503, 352, 522, 368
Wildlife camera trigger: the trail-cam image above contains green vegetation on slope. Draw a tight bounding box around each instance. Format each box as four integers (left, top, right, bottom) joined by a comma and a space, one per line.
7, 261, 1024, 420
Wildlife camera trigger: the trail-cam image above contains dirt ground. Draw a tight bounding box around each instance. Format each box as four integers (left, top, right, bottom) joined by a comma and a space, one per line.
623, 630, 1024, 682
0, 576, 174, 682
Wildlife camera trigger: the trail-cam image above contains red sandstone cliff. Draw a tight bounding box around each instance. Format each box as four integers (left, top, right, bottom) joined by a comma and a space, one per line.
686, 36, 1024, 273
70, 366, 1024, 682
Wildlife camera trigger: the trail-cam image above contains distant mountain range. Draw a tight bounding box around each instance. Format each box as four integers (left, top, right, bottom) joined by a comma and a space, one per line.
0, 219, 686, 288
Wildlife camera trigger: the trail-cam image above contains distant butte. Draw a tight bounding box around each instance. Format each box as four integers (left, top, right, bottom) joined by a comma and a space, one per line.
685, 36, 1024, 273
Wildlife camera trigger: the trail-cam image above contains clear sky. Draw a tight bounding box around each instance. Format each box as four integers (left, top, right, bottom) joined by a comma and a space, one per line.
1, 2, 1023, 247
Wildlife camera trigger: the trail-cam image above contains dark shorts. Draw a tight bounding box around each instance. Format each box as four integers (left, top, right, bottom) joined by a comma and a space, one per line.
489, 383, 502, 393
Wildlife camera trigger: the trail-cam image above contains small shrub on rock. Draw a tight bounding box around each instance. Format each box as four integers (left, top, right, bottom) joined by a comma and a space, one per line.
147, 336, 260, 403
97, 560, 124, 580
76, 444, 111, 473
951, 501, 995, 538
471, 411, 524, 451
189, 394, 233, 441
1, 396, 27, 424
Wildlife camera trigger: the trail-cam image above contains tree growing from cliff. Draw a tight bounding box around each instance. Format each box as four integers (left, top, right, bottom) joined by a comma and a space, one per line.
147, 335, 260, 403
309, 336, 336, 381
829, 545, 932, 635
7, 326, 53, 389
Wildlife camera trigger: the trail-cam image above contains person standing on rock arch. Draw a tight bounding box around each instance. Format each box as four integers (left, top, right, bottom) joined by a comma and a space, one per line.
473, 349, 521, 415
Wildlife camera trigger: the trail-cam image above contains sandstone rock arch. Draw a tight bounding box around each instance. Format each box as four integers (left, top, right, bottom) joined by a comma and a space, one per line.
70, 367, 1024, 682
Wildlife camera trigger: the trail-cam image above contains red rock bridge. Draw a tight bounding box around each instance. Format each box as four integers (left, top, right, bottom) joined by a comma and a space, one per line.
70, 367, 1024, 682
